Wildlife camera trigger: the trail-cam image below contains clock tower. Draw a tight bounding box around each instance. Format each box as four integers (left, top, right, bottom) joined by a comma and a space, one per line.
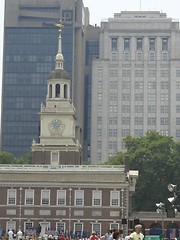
32, 21, 82, 166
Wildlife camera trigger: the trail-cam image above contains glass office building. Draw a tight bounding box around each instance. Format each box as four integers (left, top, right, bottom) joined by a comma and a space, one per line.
2, 0, 88, 157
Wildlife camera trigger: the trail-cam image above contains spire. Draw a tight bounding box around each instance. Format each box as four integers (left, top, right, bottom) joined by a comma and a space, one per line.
54, 20, 64, 70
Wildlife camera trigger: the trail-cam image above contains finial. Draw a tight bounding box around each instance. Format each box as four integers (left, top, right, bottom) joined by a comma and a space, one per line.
54, 19, 63, 33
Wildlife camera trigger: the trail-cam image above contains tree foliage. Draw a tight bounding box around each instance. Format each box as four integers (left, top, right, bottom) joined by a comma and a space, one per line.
0, 151, 32, 164
105, 131, 180, 211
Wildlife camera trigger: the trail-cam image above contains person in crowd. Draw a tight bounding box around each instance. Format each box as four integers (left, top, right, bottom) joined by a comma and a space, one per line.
90, 231, 98, 240
8, 229, 13, 240
17, 229, 23, 240
125, 230, 133, 240
105, 230, 111, 240
112, 231, 121, 240
109, 229, 117, 240
130, 225, 144, 240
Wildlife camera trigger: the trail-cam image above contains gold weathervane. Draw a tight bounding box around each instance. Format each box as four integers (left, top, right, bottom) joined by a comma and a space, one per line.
54, 20, 63, 32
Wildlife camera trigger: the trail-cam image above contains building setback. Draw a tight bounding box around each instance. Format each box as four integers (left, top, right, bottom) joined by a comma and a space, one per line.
91, 11, 180, 163
1, 0, 88, 157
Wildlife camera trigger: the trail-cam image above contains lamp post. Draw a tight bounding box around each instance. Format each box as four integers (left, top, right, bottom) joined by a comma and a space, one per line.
156, 202, 165, 233
19, 187, 23, 230
68, 188, 72, 238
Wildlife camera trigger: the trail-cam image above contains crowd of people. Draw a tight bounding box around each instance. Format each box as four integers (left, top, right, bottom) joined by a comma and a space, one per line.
5, 224, 144, 240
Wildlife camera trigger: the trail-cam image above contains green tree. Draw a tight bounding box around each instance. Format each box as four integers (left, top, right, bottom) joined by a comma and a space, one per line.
106, 131, 180, 211
15, 151, 32, 164
0, 151, 16, 164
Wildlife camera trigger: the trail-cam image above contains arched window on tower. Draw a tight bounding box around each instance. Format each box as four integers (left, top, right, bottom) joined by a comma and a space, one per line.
49, 84, 52, 98
64, 84, 68, 99
55, 84, 60, 98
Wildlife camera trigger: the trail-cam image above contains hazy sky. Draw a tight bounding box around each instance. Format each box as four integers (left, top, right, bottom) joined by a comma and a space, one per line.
0, 0, 180, 89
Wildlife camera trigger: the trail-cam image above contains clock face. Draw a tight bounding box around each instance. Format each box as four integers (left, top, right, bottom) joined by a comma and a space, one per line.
49, 119, 64, 135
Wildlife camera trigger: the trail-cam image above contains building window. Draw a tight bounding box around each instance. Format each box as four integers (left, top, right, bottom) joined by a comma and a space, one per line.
148, 117, 156, 125
97, 117, 102, 125
135, 81, 143, 89
122, 81, 131, 89
161, 69, 169, 77
137, 38, 143, 50
96, 153, 101, 162
148, 105, 156, 113
111, 38, 118, 51
122, 105, 130, 113
122, 69, 131, 77
148, 81, 156, 89
109, 69, 118, 77
75, 190, 84, 206
160, 130, 169, 136
136, 52, 143, 61
161, 105, 169, 113
124, 52, 130, 61
74, 223, 83, 236
51, 152, 59, 165
135, 105, 143, 113
176, 118, 180, 125
149, 38, 156, 51
41, 190, 50, 205
149, 52, 155, 61
6, 221, 16, 233
135, 117, 143, 125
135, 93, 144, 101
109, 141, 117, 150
176, 105, 180, 113
92, 223, 101, 237
135, 69, 144, 77
122, 117, 130, 125
124, 38, 130, 51
110, 223, 119, 230
57, 190, 66, 206
97, 129, 102, 137
98, 93, 102, 101
148, 69, 156, 77
176, 82, 180, 89
161, 82, 169, 89
97, 141, 102, 149
56, 222, 65, 233
25, 189, 34, 205
161, 118, 169, 125
161, 94, 169, 101
109, 117, 117, 125
122, 93, 130, 101
135, 129, 143, 137
110, 191, 120, 206
176, 69, 180, 77
162, 38, 168, 51
111, 52, 117, 61
176, 130, 180, 137
98, 68, 103, 77
109, 129, 117, 137
92, 190, 102, 206
162, 52, 168, 61
7, 189, 16, 205
25, 222, 34, 230
122, 129, 130, 137
148, 94, 156, 101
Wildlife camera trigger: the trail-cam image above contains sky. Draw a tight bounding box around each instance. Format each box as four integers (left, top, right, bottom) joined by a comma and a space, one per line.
0, 0, 180, 98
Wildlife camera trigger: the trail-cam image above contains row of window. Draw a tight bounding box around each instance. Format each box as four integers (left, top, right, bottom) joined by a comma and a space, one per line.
7, 221, 118, 237
111, 37, 168, 51
98, 68, 171, 78
97, 117, 177, 126
7, 189, 121, 207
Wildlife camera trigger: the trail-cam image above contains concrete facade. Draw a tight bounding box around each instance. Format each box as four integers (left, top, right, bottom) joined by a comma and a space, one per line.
91, 11, 180, 163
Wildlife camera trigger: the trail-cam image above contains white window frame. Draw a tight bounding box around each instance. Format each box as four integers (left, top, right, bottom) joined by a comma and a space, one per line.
110, 191, 120, 207
57, 190, 66, 206
110, 223, 119, 230
51, 151, 59, 165
6, 221, 16, 232
25, 189, 34, 205
92, 223, 101, 237
74, 222, 83, 236
92, 190, 102, 206
75, 190, 84, 206
7, 189, 17, 205
24, 222, 34, 231
41, 190, 50, 205
56, 222, 65, 233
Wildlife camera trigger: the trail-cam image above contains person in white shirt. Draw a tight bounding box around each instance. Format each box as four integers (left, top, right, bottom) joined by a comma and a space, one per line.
8, 230, 14, 240
130, 225, 144, 240
17, 229, 23, 240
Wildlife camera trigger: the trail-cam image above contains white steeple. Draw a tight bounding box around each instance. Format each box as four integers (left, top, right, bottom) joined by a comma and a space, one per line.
55, 20, 64, 70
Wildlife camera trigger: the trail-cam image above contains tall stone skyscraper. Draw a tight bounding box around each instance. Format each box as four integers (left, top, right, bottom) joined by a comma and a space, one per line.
1, 0, 88, 157
91, 11, 180, 163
